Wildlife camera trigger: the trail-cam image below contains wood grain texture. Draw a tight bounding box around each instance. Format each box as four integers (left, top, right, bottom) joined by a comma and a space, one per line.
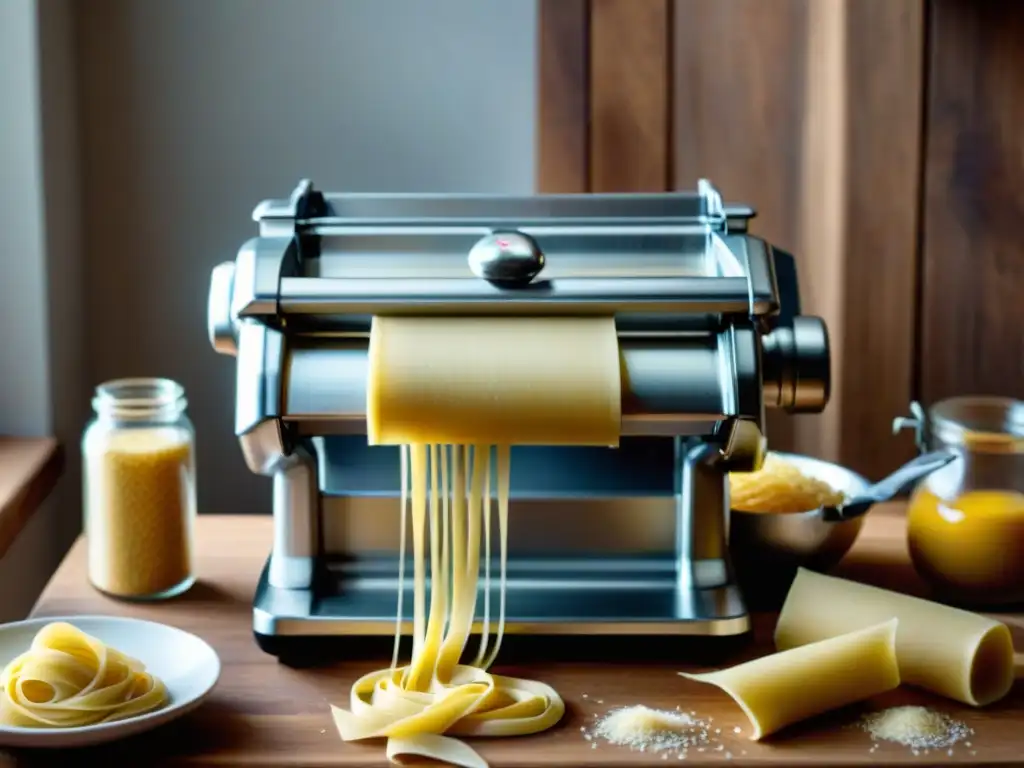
10, 509, 1024, 766
537, 0, 590, 193
0, 437, 63, 559
674, 0, 810, 249
673, 0, 924, 479
590, 0, 671, 192
918, 0, 1024, 404
831, 0, 924, 476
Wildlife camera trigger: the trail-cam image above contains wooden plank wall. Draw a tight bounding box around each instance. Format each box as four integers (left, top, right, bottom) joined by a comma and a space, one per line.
537, 0, 672, 194
589, 0, 672, 193
537, 0, 928, 481
537, 0, 589, 194
823, 0, 923, 476
919, 1, 1024, 404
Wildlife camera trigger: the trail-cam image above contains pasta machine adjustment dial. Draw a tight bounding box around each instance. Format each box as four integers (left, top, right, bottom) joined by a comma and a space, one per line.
468, 231, 545, 285
762, 316, 831, 414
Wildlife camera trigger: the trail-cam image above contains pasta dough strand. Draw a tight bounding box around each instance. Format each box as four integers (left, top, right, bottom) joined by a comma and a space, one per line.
474, 448, 493, 669
330, 445, 565, 767
0, 623, 168, 728
390, 445, 410, 671
338, 315, 621, 766
436, 446, 470, 684
481, 445, 511, 671
408, 444, 428, 666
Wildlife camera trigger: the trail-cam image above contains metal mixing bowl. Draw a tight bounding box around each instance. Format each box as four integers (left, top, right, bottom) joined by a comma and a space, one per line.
728, 452, 871, 605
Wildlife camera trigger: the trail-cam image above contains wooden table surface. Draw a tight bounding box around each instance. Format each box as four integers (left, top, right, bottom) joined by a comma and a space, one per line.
7, 503, 1024, 766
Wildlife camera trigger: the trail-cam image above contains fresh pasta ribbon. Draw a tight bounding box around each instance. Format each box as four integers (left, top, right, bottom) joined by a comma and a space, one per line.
332, 665, 564, 743
330, 445, 565, 768
0, 622, 168, 728
335, 316, 621, 766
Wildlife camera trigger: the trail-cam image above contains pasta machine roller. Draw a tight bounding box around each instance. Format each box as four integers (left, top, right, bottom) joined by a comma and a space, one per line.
207, 179, 831, 660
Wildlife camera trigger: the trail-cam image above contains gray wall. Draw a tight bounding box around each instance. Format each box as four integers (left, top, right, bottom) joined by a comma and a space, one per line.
76, 0, 538, 514
0, 0, 85, 620
0, 0, 52, 436
0, 0, 536, 615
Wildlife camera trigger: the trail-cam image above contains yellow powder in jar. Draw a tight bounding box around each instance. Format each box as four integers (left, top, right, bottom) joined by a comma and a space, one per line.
86, 427, 196, 598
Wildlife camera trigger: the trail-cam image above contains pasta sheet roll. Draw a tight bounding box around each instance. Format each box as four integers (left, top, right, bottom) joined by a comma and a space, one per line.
775, 568, 1014, 707
681, 620, 899, 740
366, 316, 621, 447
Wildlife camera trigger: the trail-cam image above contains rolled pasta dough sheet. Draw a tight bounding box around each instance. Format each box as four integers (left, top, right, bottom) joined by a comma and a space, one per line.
775, 568, 1014, 707
366, 316, 621, 446
680, 620, 899, 740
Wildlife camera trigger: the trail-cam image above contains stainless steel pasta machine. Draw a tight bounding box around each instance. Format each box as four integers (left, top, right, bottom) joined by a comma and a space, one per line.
207, 179, 831, 660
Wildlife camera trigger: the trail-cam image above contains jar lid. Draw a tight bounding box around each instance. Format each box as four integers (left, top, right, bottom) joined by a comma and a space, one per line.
93, 378, 187, 421
931, 396, 1024, 452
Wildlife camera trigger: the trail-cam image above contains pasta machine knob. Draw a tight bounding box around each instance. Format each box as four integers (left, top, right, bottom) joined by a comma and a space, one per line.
762, 316, 831, 414
468, 231, 545, 285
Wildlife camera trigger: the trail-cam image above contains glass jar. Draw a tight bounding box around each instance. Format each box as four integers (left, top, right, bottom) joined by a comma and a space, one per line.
895, 397, 1024, 606
82, 378, 197, 600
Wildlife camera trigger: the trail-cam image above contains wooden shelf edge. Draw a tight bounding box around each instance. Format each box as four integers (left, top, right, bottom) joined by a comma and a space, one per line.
0, 437, 64, 559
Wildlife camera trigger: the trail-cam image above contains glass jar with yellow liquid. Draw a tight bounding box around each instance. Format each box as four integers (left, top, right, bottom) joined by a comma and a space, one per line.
82, 378, 197, 600
894, 397, 1024, 606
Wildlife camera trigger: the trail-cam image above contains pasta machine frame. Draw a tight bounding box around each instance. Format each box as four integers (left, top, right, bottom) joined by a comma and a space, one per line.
207, 179, 831, 661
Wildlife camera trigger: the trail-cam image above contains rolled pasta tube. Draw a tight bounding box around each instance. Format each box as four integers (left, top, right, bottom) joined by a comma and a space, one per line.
775, 568, 1015, 707
680, 620, 899, 740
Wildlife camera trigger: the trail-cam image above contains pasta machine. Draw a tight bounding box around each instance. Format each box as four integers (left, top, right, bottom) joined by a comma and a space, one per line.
207, 179, 831, 660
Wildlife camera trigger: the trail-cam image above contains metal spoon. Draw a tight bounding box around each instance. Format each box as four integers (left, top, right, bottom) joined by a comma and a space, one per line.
822, 450, 958, 522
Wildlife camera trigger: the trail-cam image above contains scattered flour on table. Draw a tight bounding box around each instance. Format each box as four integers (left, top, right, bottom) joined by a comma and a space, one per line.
860, 706, 973, 751
586, 705, 713, 754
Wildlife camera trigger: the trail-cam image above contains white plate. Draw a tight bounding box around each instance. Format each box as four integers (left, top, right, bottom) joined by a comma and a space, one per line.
0, 615, 221, 748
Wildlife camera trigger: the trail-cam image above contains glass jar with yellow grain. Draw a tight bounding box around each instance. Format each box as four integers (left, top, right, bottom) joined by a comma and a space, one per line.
82, 378, 197, 600
894, 397, 1024, 607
